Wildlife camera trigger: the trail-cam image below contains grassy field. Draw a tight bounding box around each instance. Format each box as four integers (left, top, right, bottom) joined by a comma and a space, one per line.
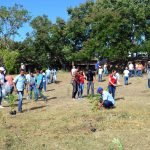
0, 71, 150, 150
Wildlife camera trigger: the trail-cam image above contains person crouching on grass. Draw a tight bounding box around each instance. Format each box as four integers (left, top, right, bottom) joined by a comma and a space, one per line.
97, 87, 115, 109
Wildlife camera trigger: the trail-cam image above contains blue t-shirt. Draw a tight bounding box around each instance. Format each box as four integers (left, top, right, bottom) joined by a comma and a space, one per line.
102, 91, 115, 105
13, 75, 26, 91
36, 74, 43, 87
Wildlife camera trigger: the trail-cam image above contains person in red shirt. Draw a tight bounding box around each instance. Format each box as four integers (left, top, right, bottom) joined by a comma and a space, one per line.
78, 71, 86, 99
108, 70, 117, 99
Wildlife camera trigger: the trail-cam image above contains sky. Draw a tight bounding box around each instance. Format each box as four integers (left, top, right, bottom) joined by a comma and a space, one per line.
0, 0, 87, 41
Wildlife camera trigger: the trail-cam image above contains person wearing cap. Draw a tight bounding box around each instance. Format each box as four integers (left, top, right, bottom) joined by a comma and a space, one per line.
97, 87, 115, 109
0, 67, 5, 108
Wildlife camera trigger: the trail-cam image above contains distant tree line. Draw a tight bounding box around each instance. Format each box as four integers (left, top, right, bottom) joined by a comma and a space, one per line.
0, 0, 150, 73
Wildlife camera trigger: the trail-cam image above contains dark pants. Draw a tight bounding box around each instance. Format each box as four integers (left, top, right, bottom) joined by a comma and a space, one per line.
108, 85, 116, 99
72, 80, 78, 98
148, 79, 150, 88
87, 81, 94, 95
0, 87, 2, 105
103, 100, 114, 108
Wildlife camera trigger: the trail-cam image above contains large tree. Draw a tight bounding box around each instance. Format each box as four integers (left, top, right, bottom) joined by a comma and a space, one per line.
0, 4, 30, 49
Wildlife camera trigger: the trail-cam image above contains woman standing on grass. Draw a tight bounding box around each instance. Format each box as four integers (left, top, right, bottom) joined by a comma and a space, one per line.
78, 71, 86, 99
108, 70, 117, 99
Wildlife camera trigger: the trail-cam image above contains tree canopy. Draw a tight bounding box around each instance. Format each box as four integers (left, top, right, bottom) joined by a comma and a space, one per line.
0, 0, 150, 72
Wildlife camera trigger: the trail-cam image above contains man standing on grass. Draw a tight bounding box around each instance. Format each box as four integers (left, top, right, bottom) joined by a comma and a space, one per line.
123, 67, 130, 85
97, 87, 115, 109
0, 67, 5, 108
35, 70, 47, 101
13, 69, 27, 112
86, 69, 96, 96
45, 67, 51, 84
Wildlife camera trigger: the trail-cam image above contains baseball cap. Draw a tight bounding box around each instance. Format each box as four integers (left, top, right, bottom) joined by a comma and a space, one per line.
97, 87, 103, 93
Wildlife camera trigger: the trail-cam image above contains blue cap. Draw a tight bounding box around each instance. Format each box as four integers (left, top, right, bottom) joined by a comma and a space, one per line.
97, 87, 103, 93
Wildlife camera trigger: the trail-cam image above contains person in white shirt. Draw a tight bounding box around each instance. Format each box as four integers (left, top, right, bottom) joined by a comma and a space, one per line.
128, 62, 134, 77
98, 66, 103, 82
115, 72, 120, 85
123, 67, 130, 85
45, 68, 51, 84
71, 66, 77, 76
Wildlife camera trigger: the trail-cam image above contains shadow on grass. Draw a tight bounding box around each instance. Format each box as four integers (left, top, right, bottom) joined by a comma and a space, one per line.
23, 105, 46, 112
37, 96, 57, 101
115, 97, 125, 101
55, 80, 62, 84
46, 89, 55, 92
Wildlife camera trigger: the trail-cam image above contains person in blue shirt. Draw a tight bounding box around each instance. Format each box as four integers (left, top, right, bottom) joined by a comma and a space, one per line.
13, 69, 27, 112
97, 87, 115, 109
28, 72, 37, 100
35, 70, 46, 101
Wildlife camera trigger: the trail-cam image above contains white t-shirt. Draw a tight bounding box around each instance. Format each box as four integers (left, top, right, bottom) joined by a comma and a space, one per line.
115, 73, 120, 80
98, 68, 103, 74
71, 68, 77, 76
129, 64, 134, 70
123, 70, 130, 77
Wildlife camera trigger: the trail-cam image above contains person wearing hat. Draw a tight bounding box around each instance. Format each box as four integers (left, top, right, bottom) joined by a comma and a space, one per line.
0, 67, 5, 108
97, 87, 115, 109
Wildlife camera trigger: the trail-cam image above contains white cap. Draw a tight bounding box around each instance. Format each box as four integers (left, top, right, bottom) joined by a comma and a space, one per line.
0, 67, 5, 71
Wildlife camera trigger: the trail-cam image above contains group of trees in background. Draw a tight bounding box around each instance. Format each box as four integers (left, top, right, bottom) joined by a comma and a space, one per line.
0, 0, 150, 73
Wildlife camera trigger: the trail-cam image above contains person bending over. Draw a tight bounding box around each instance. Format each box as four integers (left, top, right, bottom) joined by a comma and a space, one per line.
97, 87, 115, 109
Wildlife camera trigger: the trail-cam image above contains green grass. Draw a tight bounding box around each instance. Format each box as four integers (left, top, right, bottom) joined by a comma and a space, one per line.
0, 72, 150, 150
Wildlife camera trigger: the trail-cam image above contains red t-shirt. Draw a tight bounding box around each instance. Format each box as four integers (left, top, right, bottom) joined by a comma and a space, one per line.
79, 75, 84, 84
109, 74, 117, 86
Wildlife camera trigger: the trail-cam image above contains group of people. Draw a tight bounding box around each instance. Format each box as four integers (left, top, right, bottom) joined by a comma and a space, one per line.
0, 66, 57, 113
71, 60, 150, 109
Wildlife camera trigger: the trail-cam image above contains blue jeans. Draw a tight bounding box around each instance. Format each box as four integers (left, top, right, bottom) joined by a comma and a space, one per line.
35, 88, 46, 101
98, 74, 102, 82
29, 85, 37, 99
137, 70, 142, 77
129, 70, 134, 77
108, 85, 116, 99
148, 79, 150, 88
103, 100, 114, 108
17, 91, 24, 112
78, 83, 84, 98
87, 81, 94, 95
46, 75, 50, 84
124, 76, 129, 85
43, 82, 46, 92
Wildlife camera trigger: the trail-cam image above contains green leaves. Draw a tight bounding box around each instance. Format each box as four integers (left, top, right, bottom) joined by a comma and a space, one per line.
0, 49, 19, 73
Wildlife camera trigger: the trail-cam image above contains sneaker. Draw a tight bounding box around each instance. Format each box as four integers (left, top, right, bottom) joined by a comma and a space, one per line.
0, 105, 4, 108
